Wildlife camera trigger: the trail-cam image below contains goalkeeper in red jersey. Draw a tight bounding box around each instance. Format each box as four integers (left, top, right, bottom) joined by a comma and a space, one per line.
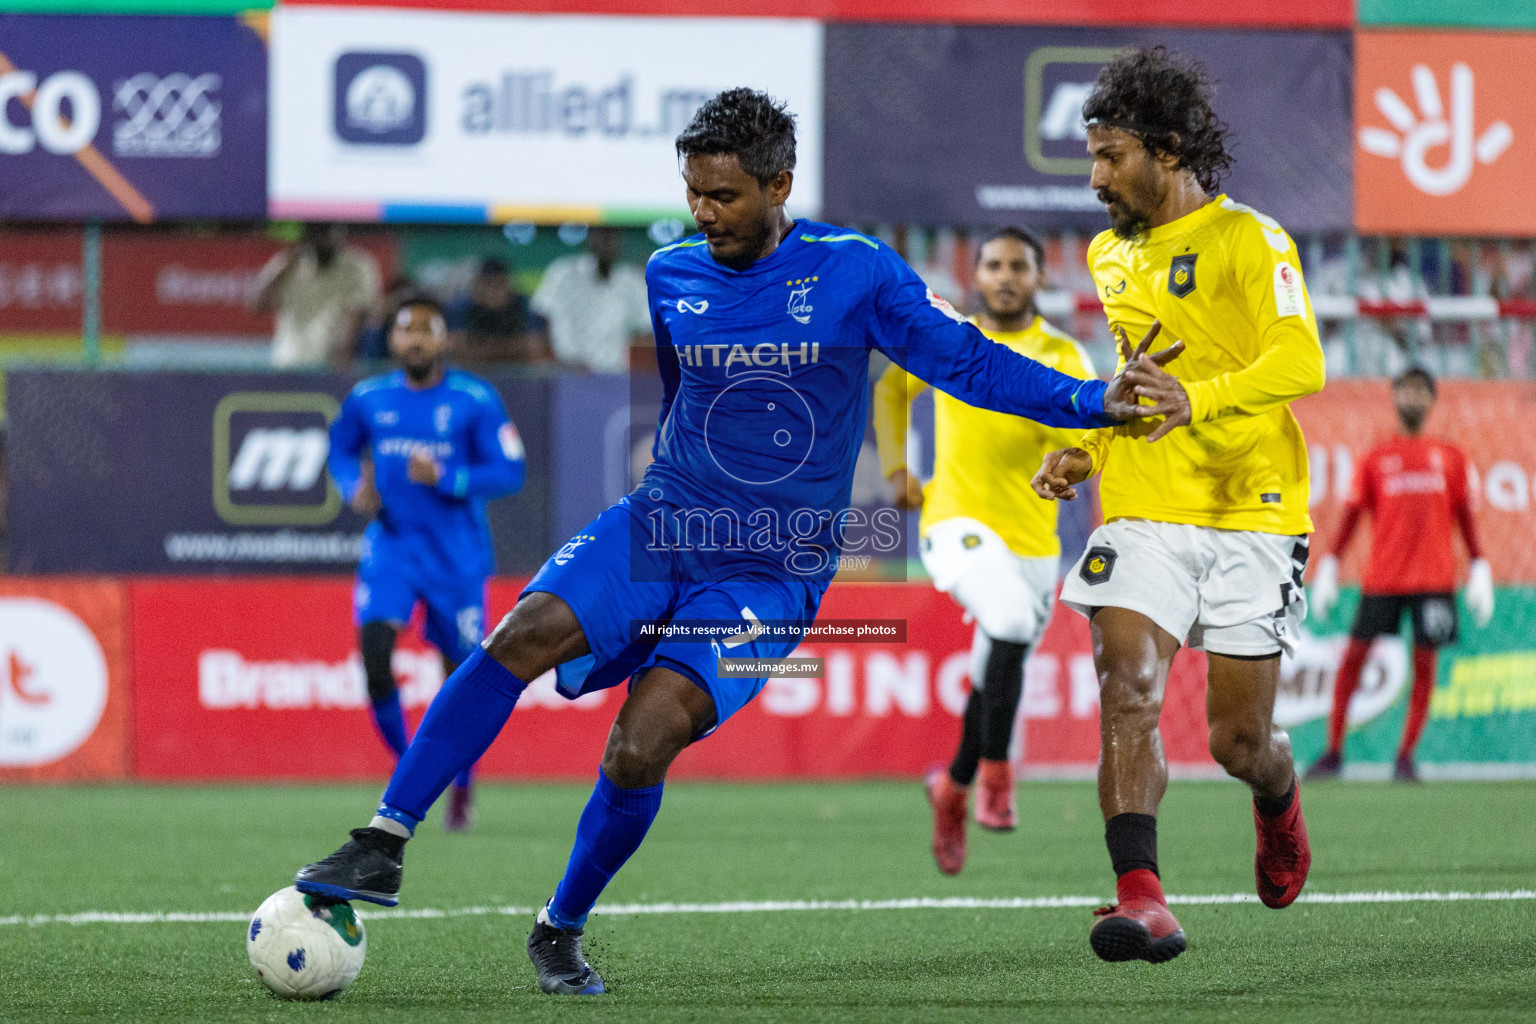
1305, 367, 1492, 783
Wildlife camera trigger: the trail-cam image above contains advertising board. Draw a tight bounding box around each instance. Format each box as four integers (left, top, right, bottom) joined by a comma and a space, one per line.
0, 15, 267, 221
269, 8, 822, 224
824, 26, 1352, 232
6, 370, 552, 574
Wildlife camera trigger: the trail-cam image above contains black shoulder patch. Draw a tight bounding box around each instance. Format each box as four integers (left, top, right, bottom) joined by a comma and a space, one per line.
1168, 254, 1197, 298
1080, 546, 1117, 586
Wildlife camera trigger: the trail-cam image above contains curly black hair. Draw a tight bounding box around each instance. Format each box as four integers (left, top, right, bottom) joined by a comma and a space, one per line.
1081, 47, 1233, 194
675, 88, 797, 187
976, 227, 1045, 270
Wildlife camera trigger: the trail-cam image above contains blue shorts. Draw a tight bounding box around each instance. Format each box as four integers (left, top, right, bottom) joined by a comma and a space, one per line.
355, 540, 486, 666
524, 497, 822, 730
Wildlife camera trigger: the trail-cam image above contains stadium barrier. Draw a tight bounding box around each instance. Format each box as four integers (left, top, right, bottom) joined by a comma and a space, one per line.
2, 576, 1534, 783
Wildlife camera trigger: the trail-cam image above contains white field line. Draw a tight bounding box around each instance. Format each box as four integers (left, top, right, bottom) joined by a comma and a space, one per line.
2, 890, 1533, 928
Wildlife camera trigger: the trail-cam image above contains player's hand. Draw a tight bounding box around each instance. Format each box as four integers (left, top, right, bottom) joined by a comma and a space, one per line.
1309, 553, 1339, 618
408, 449, 442, 487
350, 476, 382, 518
1465, 557, 1495, 628
1101, 321, 1187, 432
889, 468, 924, 511
1032, 447, 1093, 501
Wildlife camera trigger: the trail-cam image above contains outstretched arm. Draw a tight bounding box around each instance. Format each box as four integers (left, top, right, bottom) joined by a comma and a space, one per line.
868, 246, 1179, 429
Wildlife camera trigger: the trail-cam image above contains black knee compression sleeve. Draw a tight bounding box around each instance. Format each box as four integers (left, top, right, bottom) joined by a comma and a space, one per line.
360, 621, 399, 705
979, 638, 1027, 760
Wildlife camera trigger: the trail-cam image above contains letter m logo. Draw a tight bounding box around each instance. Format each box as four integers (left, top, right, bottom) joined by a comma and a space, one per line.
213, 392, 342, 526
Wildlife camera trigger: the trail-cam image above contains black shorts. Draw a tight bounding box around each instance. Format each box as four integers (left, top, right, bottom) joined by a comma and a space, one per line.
1351, 592, 1459, 648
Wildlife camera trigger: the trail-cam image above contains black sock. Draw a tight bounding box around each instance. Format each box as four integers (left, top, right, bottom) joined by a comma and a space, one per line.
1105, 813, 1159, 877
948, 687, 984, 786
978, 639, 1026, 760
1254, 778, 1297, 818
362, 827, 407, 858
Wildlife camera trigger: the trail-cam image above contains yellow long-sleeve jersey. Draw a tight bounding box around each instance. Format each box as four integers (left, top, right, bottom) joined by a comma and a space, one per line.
873, 315, 1095, 558
1081, 195, 1325, 536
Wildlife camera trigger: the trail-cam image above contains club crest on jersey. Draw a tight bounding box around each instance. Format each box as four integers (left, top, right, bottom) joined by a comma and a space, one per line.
1080, 545, 1116, 585
786, 277, 817, 324
1168, 254, 1197, 298
553, 533, 596, 566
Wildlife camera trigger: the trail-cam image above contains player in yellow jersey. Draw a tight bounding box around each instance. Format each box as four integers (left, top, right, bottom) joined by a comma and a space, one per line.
874, 228, 1096, 875
1031, 48, 1326, 964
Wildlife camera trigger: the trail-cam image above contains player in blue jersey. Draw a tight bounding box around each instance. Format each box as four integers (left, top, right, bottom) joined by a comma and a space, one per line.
327, 294, 526, 832
295, 89, 1183, 994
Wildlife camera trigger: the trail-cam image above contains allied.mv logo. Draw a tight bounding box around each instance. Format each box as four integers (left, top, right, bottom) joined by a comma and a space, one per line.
333, 52, 427, 146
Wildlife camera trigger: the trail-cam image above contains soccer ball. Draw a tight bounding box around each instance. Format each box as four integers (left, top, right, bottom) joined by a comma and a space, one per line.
247, 886, 367, 1000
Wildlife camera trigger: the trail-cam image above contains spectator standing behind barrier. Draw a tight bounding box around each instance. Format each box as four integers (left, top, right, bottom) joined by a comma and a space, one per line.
530, 226, 651, 373
251, 223, 381, 370
446, 257, 550, 365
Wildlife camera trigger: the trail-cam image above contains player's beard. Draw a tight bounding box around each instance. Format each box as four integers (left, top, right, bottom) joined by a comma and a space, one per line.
1098, 189, 1150, 240
1398, 407, 1427, 433
982, 293, 1033, 325
403, 351, 441, 384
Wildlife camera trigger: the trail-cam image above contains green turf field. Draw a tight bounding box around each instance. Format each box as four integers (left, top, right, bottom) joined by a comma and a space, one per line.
1, 779, 1533, 1023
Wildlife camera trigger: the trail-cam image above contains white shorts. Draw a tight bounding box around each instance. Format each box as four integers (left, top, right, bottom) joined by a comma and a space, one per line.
919, 517, 1058, 646
1059, 519, 1309, 657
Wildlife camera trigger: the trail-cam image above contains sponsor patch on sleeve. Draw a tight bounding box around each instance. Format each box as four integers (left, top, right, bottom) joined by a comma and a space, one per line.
926, 288, 967, 324
499, 422, 525, 461
1273, 262, 1305, 318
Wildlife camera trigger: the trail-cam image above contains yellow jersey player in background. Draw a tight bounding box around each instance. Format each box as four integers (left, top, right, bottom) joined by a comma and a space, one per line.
874, 228, 1096, 876
1031, 47, 1325, 965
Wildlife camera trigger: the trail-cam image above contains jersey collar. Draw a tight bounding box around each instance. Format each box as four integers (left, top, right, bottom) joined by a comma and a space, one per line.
1142, 194, 1226, 245
704, 218, 808, 276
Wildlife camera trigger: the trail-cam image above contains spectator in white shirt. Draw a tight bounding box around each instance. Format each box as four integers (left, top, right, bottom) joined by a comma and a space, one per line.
251, 224, 381, 370
530, 227, 651, 373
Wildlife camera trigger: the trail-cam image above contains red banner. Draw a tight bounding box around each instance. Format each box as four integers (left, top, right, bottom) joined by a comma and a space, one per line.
279, 0, 1349, 28
0, 579, 131, 782
1293, 380, 1536, 585
0, 231, 397, 337
127, 576, 1216, 781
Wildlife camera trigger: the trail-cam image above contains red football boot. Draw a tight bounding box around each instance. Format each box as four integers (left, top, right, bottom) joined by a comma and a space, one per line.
1253, 780, 1311, 909
925, 767, 967, 875
974, 759, 1017, 832
1089, 869, 1187, 963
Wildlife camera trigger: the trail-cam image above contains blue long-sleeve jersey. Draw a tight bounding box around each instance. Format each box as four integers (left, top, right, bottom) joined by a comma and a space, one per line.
329, 368, 525, 580
640, 220, 1114, 584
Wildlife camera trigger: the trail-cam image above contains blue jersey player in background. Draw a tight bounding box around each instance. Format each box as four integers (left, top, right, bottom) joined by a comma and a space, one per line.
327, 294, 526, 832
296, 89, 1183, 994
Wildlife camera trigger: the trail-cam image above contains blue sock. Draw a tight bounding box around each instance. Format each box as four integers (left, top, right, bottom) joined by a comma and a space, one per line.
377, 647, 525, 829
454, 765, 474, 790
369, 692, 409, 759
547, 769, 664, 930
